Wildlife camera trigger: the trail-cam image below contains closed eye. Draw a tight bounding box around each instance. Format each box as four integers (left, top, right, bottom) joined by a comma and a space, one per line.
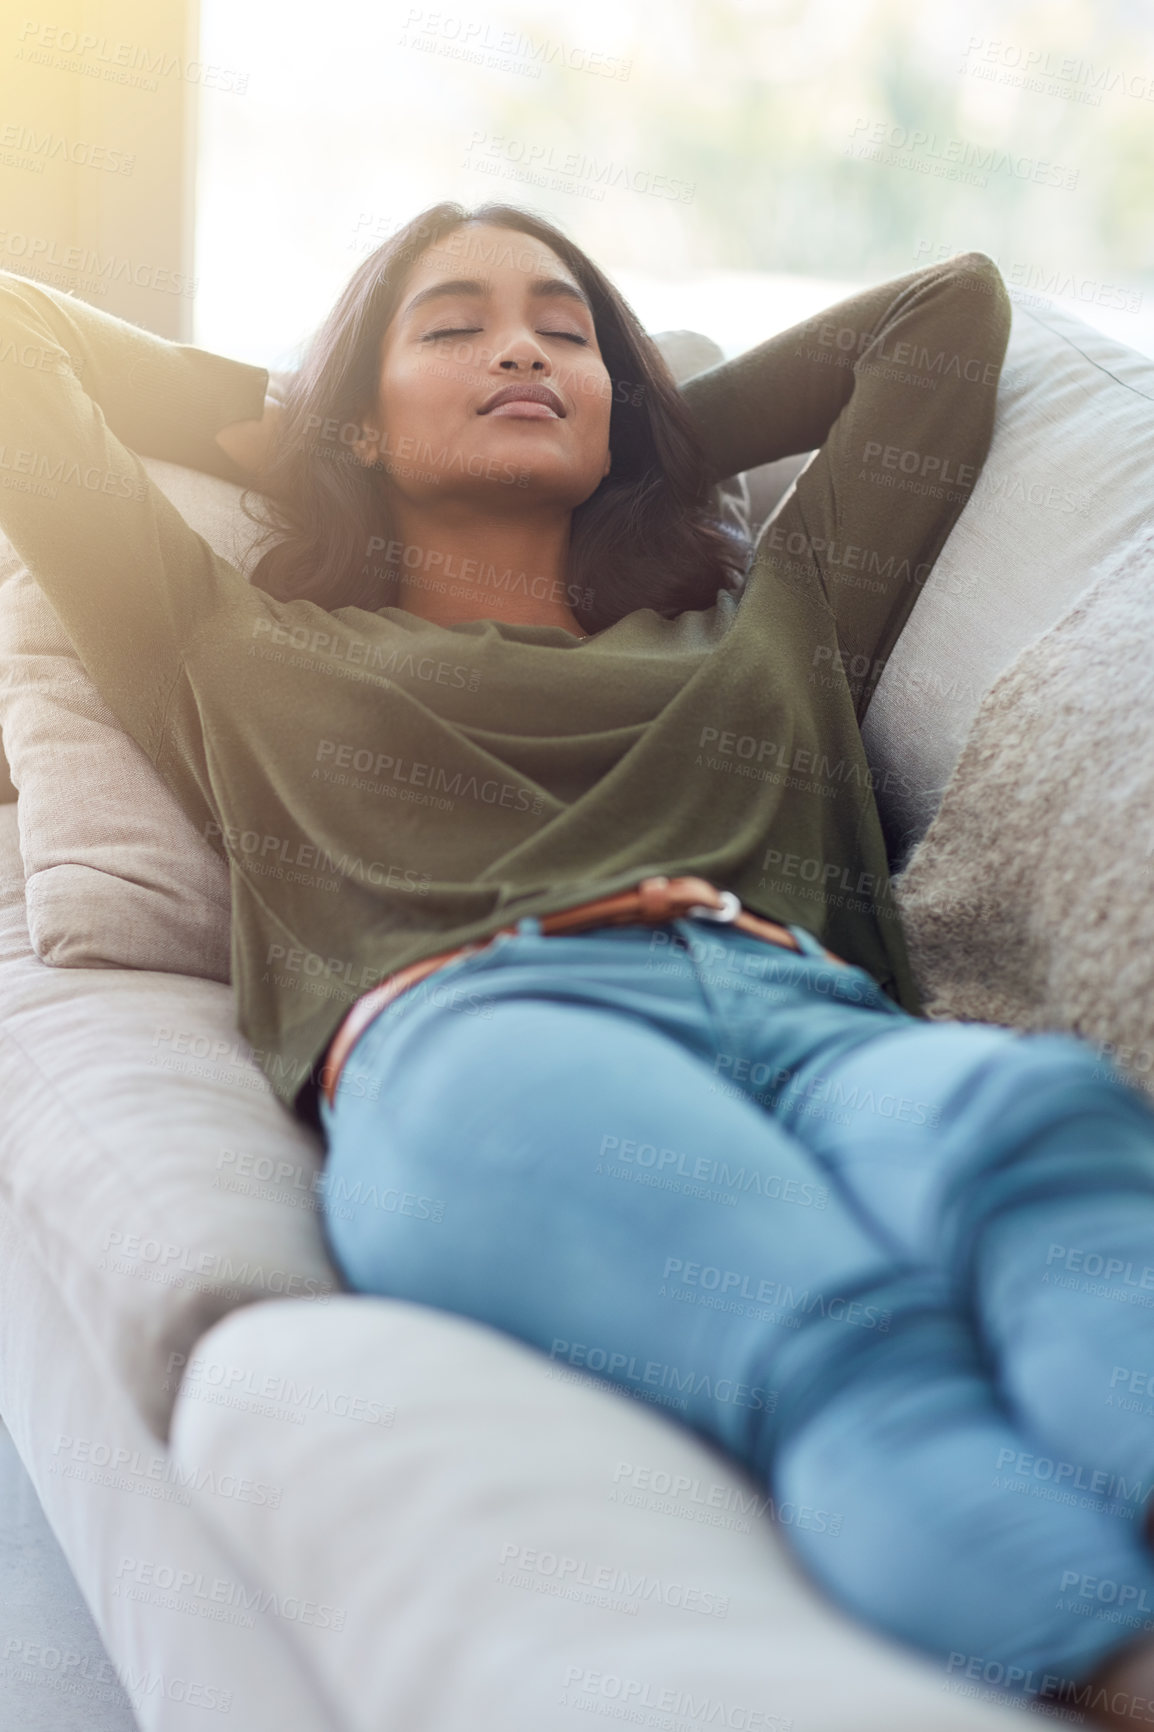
422, 327, 589, 345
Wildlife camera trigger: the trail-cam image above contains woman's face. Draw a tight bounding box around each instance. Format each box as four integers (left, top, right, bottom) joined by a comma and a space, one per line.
356, 222, 613, 514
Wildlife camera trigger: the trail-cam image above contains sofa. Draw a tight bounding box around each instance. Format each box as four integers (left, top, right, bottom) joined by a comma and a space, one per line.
0, 292, 1151, 1732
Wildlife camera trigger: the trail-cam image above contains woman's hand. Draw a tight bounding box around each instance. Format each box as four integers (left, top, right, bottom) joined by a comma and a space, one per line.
215, 371, 291, 478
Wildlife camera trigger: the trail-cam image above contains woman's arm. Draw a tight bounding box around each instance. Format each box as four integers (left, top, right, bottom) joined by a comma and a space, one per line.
679, 253, 1008, 488
215, 366, 294, 477
0, 269, 270, 480
0, 270, 275, 763
682, 253, 1012, 721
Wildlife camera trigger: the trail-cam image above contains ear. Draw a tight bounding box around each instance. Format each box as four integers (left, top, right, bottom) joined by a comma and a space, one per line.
351, 420, 381, 467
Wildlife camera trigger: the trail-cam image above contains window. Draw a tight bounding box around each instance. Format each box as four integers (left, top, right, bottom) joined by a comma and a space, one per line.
195, 0, 1154, 369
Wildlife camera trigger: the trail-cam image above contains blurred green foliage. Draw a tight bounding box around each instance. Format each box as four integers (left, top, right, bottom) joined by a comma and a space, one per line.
495, 0, 1154, 288
196, 0, 1154, 362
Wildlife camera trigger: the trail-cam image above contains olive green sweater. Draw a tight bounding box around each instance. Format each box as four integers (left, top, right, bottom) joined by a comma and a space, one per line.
0, 255, 1010, 1120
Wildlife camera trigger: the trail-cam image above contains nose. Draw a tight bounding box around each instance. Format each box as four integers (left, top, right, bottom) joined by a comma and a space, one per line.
491, 330, 551, 373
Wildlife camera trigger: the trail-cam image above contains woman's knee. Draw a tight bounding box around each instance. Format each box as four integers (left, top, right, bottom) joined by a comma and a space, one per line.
936, 1031, 1154, 1267
997, 1030, 1154, 1130
938, 1025, 1144, 1122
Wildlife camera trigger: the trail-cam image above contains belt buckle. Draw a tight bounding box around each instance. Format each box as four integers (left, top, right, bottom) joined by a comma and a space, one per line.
685, 889, 741, 924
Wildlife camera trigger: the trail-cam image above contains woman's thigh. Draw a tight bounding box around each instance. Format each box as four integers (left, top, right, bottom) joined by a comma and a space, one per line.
749, 1002, 1154, 1275
318, 924, 904, 1463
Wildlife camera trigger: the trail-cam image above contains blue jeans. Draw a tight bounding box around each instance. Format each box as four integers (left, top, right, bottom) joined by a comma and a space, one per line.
319, 916, 1154, 1700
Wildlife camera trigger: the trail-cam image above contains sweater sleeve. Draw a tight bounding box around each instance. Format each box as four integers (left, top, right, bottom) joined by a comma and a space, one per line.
0, 269, 271, 760
679, 253, 1012, 708
678, 253, 1009, 484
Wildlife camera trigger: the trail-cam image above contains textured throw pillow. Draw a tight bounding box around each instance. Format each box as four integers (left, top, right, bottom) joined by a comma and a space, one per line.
891, 516, 1154, 1105
0, 331, 751, 980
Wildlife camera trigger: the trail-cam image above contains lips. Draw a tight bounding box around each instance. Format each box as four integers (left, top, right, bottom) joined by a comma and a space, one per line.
479, 383, 566, 417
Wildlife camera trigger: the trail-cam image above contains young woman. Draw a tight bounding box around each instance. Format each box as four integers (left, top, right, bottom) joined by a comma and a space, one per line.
3, 200, 1154, 1724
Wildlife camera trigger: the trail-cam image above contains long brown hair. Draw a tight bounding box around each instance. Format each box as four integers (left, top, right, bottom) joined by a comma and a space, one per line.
241, 201, 751, 632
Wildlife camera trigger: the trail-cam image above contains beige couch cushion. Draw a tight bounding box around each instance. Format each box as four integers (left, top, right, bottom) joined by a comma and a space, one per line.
0, 802, 340, 1441
861, 299, 1154, 867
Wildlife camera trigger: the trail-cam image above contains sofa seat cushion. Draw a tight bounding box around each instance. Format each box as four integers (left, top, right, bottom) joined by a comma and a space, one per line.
0, 803, 340, 1441
171, 1295, 1028, 1732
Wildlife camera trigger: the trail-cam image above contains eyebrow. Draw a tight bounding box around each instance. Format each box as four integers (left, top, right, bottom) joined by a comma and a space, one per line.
400, 275, 595, 321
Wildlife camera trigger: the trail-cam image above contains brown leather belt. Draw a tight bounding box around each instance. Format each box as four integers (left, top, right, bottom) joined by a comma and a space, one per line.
320, 874, 849, 1110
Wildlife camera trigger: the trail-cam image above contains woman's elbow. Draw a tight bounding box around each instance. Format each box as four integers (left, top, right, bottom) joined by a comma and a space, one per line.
945, 250, 1011, 315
